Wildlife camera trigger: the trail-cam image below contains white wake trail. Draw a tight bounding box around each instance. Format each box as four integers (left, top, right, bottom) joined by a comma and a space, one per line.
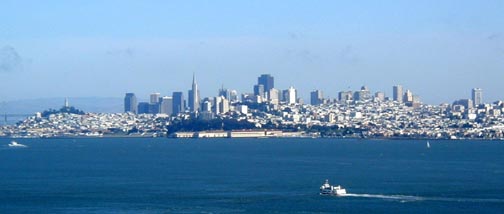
340, 193, 504, 203
342, 193, 423, 201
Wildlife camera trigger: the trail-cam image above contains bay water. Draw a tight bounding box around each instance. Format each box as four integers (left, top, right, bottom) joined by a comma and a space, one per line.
1, 138, 503, 213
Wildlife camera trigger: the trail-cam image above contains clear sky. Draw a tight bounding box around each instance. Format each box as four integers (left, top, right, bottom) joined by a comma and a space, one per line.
1, 0, 503, 104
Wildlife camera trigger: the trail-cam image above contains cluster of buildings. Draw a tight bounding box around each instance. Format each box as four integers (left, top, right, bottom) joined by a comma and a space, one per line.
123, 74, 422, 119
1, 74, 504, 140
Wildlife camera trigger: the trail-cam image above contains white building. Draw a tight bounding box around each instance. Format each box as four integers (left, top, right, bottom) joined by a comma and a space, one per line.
286, 86, 297, 104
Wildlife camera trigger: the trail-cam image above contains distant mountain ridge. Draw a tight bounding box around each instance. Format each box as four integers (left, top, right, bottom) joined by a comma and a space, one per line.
0, 97, 124, 114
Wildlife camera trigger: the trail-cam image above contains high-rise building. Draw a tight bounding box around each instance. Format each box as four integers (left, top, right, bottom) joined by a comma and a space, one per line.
310, 90, 323, 105
269, 88, 280, 104
338, 91, 353, 102
213, 96, 221, 114
188, 74, 200, 112
137, 102, 149, 114
403, 89, 413, 103
286, 86, 297, 104
218, 86, 231, 100
453, 99, 474, 110
253, 84, 265, 98
241, 93, 255, 103
148, 103, 160, 114
375, 92, 385, 101
172, 92, 184, 115
281, 89, 289, 102
472, 88, 483, 106
393, 85, 403, 103
214, 96, 230, 114
150, 93, 160, 104
357, 86, 371, 101
201, 99, 212, 112
229, 90, 239, 102
159, 96, 173, 115
258, 74, 274, 93
124, 93, 137, 114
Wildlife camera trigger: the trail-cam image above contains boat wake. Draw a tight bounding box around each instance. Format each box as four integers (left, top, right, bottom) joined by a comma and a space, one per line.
342, 193, 423, 202
341, 193, 504, 203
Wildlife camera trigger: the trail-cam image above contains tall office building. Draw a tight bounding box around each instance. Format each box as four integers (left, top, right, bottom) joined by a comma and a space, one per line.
218, 86, 231, 100
453, 99, 474, 109
159, 96, 173, 115
150, 93, 161, 104
229, 90, 239, 102
375, 92, 385, 101
220, 97, 229, 114
147, 92, 161, 114
286, 86, 297, 104
253, 84, 265, 98
188, 74, 200, 112
258, 74, 274, 92
172, 92, 184, 115
201, 98, 212, 112
137, 102, 149, 114
124, 93, 137, 114
310, 90, 323, 105
338, 91, 353, 102
148, 103, 160, 114
472, 88, 483, 106
213, 96, 230, 114
278, 90, 288, 102
356, 86, 371, 101
393, 85, 403, 103
269, 88, 280, 104
403, 89, 413, 103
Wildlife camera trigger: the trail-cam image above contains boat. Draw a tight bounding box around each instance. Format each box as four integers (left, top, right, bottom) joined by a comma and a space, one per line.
427, 141, 431, 149
320, 179, 347, 196
8, 141, 27, 148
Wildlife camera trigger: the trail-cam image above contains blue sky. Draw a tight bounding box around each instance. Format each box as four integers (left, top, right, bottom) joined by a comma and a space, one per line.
1, 0, 503, 104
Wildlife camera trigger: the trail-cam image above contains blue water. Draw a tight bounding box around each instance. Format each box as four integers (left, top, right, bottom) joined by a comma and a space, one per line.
1, 138, 503, 213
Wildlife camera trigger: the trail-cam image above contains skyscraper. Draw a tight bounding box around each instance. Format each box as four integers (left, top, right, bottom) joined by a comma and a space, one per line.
286, 86, 297, 104
229, 90, 239, 102
218, 86, 231, 100
137, 102, 149, 114
310, 90, 323, 105
150, 93, 161, 104
149, 92, 161, 114
375, 92, 385, 101
357, 86, 371, 101
124, 93, 137, 114
188, 74, 200, 112
159, 96, 173, 115
269, 88, 280, 104
172, 92, 184, 115
253, 84, 265, 98
338, 91, 353, 102
258, 74, 274, 92
472, 88, 483, 106
403, 89, 413, 103
393, 85, 403, 103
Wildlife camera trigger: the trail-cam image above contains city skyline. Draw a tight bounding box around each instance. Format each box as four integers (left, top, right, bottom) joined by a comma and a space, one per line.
1, 1, 503, 103
123, 73, 485, 117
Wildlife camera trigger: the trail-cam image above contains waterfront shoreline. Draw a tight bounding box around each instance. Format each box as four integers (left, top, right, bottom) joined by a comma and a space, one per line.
2, 135, 503, 141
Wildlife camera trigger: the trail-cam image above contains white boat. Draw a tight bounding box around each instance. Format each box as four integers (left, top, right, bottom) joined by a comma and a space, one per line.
427, 141, 431, 149
320, 179, 347, 196
8, 141, 27, 148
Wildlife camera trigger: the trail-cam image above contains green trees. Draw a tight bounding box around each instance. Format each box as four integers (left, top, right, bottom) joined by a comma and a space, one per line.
167, 118, 256, 134
41, 106, 85, 117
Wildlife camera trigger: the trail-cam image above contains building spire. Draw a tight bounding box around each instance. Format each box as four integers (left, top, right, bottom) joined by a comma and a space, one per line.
192, 73, 196, 85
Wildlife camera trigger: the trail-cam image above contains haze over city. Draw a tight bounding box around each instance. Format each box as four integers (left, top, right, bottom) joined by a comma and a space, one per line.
1, 0, 503, 104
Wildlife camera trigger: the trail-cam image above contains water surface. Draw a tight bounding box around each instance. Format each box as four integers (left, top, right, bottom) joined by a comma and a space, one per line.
0, 138, 503, 213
